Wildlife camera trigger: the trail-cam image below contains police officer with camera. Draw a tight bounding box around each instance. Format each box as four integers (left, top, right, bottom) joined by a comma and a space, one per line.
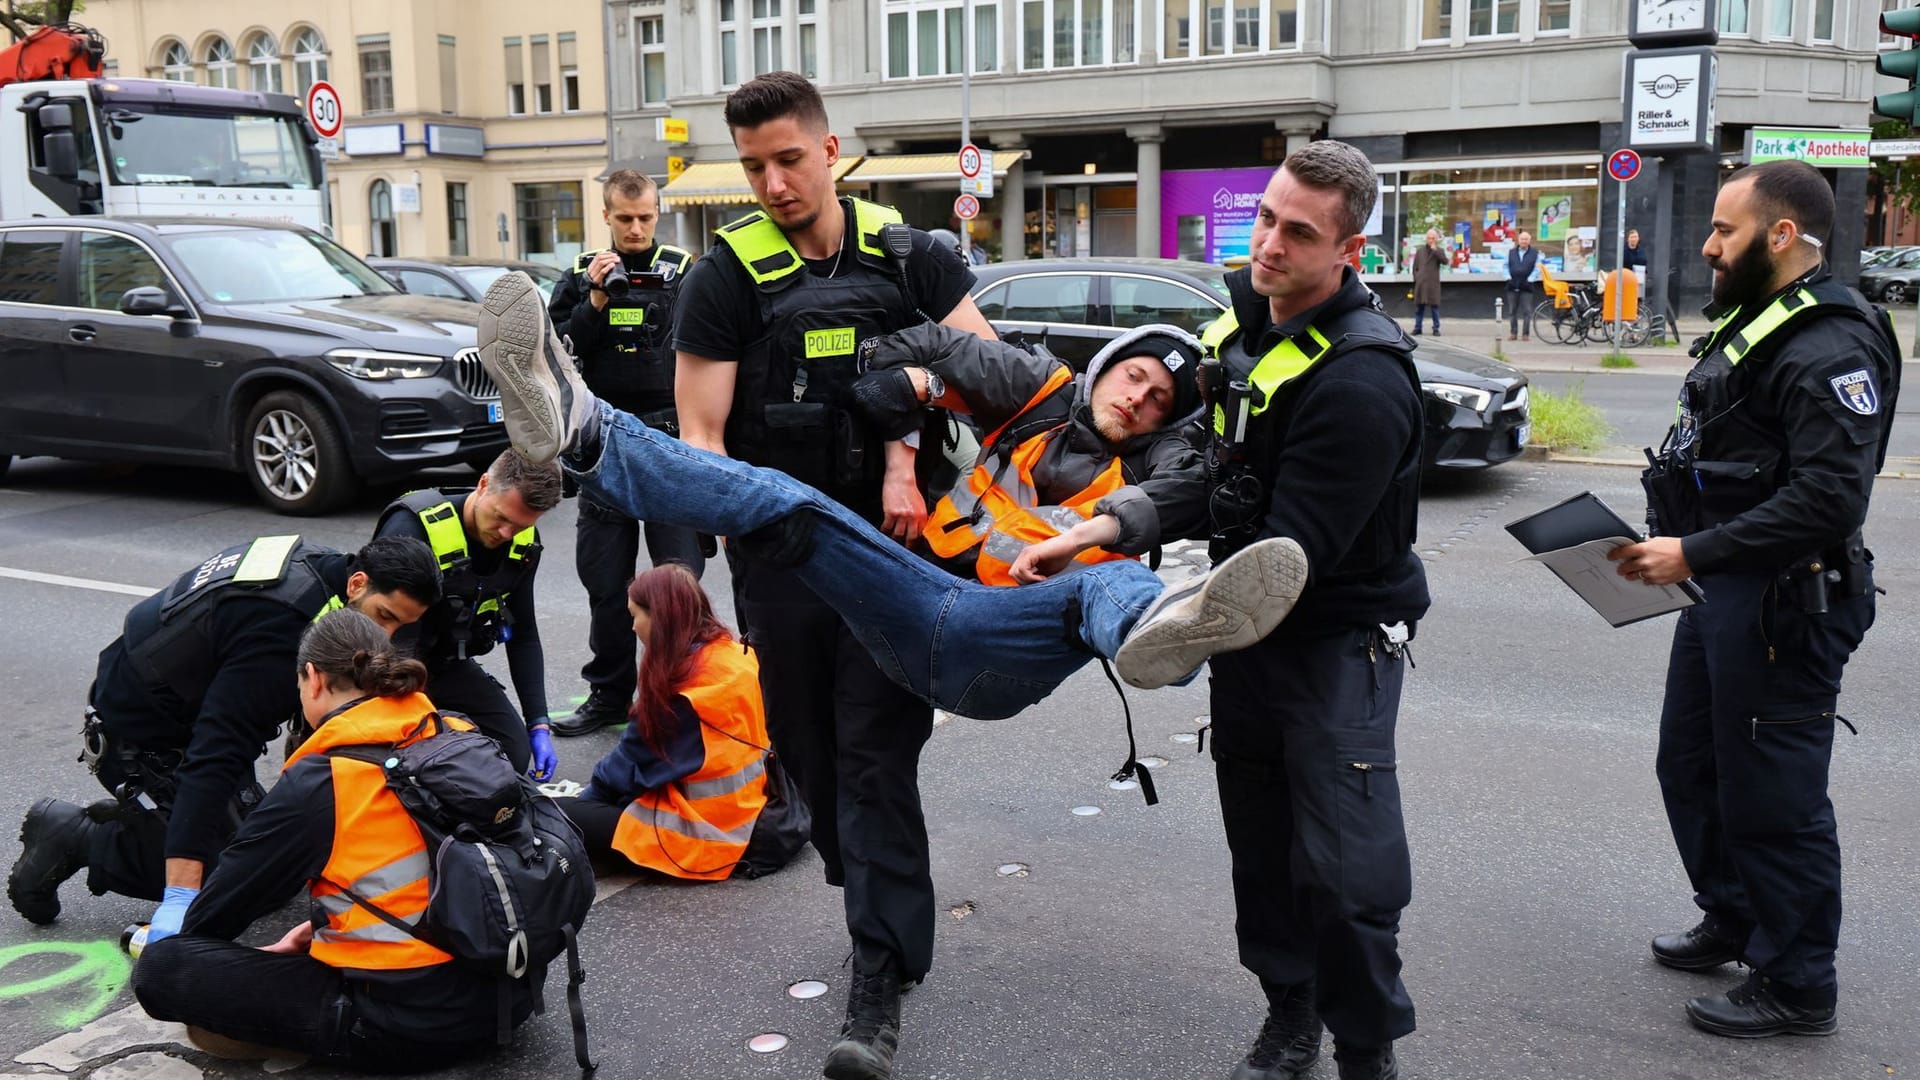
547, 169, 706, 738
1612, 160, 1899, 1039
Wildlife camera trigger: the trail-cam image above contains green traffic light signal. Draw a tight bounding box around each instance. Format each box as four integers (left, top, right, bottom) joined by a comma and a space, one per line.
1884, 9, 1920, 36
1876, 15, 1920, 125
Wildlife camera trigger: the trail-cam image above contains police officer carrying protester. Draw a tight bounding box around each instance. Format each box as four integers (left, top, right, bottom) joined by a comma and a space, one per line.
548, 168, 709, 738
1611, 160, 1899, 1038
374, 449, 565, 781
8, 536, 440, 940
1186, 141, 1428, 1080
672, 71, 996, 1080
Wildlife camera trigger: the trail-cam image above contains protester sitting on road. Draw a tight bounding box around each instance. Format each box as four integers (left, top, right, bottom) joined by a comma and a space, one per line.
850, 321, 1208, 587
562, 564, 802, 880
132, 609, 536, 1072
9, 536, 440, 937
476, 270, 1311, 717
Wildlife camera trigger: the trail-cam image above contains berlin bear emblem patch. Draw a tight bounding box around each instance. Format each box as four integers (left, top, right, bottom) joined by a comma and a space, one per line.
1828, 368, 1879, 416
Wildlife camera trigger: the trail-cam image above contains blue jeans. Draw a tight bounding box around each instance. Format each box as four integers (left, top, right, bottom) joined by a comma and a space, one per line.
567, 404, 1166, 720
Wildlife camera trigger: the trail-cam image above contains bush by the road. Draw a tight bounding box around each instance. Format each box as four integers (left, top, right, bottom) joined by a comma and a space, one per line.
1530, 383, 1612, 452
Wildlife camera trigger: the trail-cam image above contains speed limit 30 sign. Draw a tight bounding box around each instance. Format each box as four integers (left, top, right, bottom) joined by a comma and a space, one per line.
306, 81, 343, 140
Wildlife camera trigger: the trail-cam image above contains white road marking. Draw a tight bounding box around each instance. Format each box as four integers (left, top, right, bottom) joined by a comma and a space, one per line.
0, 566, 152, 597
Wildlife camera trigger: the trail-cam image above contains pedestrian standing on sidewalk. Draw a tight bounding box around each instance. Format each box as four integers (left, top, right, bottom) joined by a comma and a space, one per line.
1411, 229, 1444, 336
1506, 232, 1540, 341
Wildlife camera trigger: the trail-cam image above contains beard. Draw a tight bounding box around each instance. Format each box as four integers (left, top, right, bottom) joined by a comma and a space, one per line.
1709, 232, 1774, 309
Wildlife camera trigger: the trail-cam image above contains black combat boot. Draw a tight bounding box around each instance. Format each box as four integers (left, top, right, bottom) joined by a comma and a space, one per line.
551, 686, 631, 737
8, 799, 96, 925
1333, 1041, 1398, 1080
1651, 918, 1745, 972
823, 963, 903, 1080
1684, 973, 1837, 1038
1230, 979, 1323, 1079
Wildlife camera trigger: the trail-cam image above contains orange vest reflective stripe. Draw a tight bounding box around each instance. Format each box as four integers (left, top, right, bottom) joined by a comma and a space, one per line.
612, 640, 770, 881
286, 692, 472, 973
923, 367, 1128, 587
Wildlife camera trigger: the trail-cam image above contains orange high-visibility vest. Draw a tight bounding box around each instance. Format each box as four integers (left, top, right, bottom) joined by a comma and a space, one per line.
923, 366, 1129, 586
612, 640, 770, 881
285, 692, 471, 973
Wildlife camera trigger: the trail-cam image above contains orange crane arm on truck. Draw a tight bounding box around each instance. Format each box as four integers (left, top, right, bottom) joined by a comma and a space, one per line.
0, 23, 106, 88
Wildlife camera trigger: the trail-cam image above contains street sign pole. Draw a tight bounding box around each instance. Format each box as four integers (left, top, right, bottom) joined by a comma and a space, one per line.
960, 0, 973, 261
1615, 178, 1627, 353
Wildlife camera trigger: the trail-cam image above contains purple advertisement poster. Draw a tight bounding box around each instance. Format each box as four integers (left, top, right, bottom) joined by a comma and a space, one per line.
1160, 167, 1274, 263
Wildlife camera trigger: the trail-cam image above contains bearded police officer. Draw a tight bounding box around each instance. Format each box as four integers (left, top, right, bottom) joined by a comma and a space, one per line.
1611, 160, 1899, 1039
548, 169, 709, 738
673, 72, 994, 1080
8, 536, 440, 939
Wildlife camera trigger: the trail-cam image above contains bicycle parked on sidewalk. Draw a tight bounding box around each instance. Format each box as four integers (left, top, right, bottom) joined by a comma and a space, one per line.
1535, 280, 1670, 347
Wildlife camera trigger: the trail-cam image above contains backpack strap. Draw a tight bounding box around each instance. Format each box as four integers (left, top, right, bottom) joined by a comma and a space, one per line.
563, 923, 596, 1073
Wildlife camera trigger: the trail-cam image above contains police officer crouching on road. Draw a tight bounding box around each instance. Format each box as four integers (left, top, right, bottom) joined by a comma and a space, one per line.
374, 450, 565, 780
549, 169, 709, 738
1611, 160, 1900, 1039
8, 536, 440, 938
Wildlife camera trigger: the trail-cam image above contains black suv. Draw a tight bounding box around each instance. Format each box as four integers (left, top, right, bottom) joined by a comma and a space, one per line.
0, 217, 506, 514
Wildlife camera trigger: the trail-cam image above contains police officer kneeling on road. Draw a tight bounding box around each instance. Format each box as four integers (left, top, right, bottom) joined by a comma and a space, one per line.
547, 168, 708, 738
375, 449, 565, 780
1612, 159, 1900, 1039
8, 536, 440, 938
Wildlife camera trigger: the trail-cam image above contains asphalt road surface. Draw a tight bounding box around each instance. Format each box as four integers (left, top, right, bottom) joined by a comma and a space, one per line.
0, 455, 1914, 1080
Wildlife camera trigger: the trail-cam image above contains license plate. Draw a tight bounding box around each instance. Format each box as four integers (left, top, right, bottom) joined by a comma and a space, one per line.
488, 402, 503, 423
1515, 423, 1531, 448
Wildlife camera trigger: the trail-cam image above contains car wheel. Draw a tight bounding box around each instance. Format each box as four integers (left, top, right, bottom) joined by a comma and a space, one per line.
241, 391, 356, 515
1885, 282, 1908, 305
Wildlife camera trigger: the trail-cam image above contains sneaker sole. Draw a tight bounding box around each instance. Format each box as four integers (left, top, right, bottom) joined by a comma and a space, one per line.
478, 273, 564, 464
1685, 1008, 1837, 1039
1115, 538, 1308, 690
8, 798, 66, 925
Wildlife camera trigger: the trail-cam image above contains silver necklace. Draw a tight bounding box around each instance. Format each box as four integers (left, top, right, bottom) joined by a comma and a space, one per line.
826, 242, 844, 279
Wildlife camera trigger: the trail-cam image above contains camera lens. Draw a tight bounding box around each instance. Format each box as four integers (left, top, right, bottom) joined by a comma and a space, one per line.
603, 262, 631, 298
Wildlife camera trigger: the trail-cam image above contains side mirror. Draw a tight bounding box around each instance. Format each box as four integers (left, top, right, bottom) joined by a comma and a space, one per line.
43, 131, 80, 180
120, 286, 189, 319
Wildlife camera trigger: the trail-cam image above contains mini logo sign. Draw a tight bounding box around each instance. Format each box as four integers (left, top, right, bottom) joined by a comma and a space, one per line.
804, 327, 856, 359
1639, 74, 1693, 99
1829, 368, 1879, 415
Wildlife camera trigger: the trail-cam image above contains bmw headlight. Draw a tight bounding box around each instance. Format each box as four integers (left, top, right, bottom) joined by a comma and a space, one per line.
325, 349, 445, 380
1423, 381, 1492, 412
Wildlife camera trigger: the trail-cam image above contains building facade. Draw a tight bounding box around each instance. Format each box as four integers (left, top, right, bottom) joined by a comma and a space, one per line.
611, 0, 1881, 314
82, 0, 612, 266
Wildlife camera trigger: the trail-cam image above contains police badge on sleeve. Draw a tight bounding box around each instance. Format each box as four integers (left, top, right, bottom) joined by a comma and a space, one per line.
1829, 368, 1880, 416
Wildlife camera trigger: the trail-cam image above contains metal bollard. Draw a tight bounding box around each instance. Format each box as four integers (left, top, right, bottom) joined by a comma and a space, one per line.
1493, 295, 1504, 323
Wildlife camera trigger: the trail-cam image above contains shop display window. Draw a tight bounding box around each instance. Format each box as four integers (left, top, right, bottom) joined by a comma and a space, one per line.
1374, 160, 1601, 279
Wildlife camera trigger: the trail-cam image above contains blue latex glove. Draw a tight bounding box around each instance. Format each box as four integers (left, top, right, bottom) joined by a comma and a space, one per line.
146, 885, 199, 944
528, 724, 558, 781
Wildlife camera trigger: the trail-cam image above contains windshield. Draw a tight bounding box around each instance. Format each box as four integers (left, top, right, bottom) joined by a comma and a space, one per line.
167, 229, 398, 303
455, 264, 562, 299
100, 106, 316, 190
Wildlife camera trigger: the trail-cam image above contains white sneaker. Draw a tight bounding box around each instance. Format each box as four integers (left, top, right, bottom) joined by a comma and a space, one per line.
1114, 537, 1309, 690
477, 271, 595, 463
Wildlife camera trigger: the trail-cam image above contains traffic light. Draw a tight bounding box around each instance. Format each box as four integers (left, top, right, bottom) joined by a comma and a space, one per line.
1876, 10, 1920, 125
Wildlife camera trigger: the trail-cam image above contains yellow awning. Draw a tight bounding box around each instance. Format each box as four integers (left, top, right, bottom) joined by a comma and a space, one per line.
662, 157, 862, 208
842, 150, 1029, 184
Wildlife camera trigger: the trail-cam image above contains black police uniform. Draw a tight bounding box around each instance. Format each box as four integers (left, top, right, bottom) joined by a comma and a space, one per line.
1202, 267, 1430, 1047
83, 537, 353, 899
374, 491, 546, 773
550, 243, 707, 709
1642, 269, 1899, 1008
672, 196, 974, 982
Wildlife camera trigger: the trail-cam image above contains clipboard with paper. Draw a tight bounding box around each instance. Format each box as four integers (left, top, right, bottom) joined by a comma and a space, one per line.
1505, 492, 1703, 628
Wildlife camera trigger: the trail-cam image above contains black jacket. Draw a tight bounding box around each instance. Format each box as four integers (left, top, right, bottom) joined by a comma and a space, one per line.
549, 243, 695, 416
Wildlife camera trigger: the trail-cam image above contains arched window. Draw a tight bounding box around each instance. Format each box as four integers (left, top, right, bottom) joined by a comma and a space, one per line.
161, 40, 193, 82
204, 37, 237, 89
369, 180, 397, 257
246, 33, 284, 94
291, 27, 330, 96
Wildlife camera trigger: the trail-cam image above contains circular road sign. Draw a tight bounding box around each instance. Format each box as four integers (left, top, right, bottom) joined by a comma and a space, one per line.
954, 193, 980, 220
1607, 148, 1642, 183
306, 81, 343, 139
958, 143, 983, 178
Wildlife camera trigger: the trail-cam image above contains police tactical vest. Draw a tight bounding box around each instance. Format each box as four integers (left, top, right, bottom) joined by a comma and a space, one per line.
575, 244, 695, 400
711, 197, 917, 502
381, 490, 539, 661
127, 535, 343, 707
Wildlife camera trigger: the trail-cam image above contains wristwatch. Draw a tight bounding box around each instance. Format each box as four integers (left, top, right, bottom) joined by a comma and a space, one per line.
922, 370, 945, 404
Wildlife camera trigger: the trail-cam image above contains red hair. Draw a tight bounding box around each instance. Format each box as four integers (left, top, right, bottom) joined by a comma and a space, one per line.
628, 564, 732, 757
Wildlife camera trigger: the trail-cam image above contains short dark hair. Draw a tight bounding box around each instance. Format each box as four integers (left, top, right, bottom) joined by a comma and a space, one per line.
1281, 140, 1377, 240
354, 536, 442, 607
297, 608, 429, 697
603, 169, 658, 208
724, 71, 828, 135
486, 450, 564, 511
1727, 160, 1834, 248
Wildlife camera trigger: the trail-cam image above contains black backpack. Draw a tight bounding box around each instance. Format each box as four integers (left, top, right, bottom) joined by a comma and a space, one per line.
327, 713, 598, 1072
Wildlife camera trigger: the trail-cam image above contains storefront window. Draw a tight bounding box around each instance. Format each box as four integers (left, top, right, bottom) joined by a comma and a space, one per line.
515, 181, 584, 268
1386, 160, 1601, 279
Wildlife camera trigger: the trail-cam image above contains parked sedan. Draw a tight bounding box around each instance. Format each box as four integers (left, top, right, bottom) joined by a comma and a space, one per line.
1858, 246, 1920, 304
369, 256, 565, 302
970, 258, 1530, 470
0, 217, 506, 514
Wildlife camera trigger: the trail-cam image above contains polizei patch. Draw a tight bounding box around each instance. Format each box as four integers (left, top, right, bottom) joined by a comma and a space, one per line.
1828, 368, 1879, 416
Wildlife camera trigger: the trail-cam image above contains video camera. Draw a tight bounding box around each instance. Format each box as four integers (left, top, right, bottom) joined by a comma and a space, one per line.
602, 262, 671, 299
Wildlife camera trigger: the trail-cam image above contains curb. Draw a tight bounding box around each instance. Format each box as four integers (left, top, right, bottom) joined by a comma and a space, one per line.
1532, 449, 1920, 481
